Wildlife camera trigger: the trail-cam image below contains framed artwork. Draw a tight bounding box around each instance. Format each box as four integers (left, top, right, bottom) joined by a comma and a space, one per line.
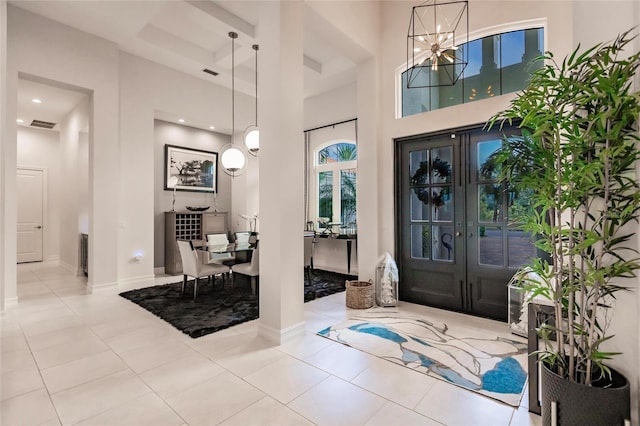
164, 144, 218, 193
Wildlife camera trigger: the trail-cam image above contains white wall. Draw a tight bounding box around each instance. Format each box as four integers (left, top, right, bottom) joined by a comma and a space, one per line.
58, 96, 89, 273
153, 119, 231, 269
571, 2, 639, 422
0, 1, 6, 309
7, 5, 120, 291
78, 131, 89, 236
303, 83, 359, 274
119, 52, 252, 283
16, 126, 61, 262
306, 1, 381, 282
5, 7, 258, 291
304, 83, 356, 130
307, 1, 380, 60
1, 0, 15, 309
257, 0, 306, 343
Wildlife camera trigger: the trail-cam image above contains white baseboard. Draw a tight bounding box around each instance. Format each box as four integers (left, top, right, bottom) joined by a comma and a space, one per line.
117, 275, 162, 293
89, 281, 118, 294
46, 254, 60, 263
59, 261, 79, 275
2, 296, 18, 312
258, 320, 306, 345
119, 275, 156, 287
313, 262, 358, 276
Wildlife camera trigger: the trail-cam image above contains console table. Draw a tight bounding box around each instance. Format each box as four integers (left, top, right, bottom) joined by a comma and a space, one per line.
317, 234, 357, 274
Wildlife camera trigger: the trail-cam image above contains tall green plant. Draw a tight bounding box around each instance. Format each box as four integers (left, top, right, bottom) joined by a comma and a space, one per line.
488, 29, 640, 385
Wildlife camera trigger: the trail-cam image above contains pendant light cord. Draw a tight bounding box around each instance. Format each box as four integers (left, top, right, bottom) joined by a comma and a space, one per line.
231, 33, 235, 145
253, 44, 258, 126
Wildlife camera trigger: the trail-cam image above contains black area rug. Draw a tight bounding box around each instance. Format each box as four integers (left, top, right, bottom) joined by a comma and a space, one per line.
304, 269, 355, 302
120, 269, 356, 338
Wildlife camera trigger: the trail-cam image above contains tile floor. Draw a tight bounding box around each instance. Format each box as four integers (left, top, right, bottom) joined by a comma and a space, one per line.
1, 262, 542, 426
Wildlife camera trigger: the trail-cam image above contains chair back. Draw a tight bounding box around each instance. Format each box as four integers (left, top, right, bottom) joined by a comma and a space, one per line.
206, 233, 232, 263
303, 236, 314, 268
206, 233, 229, 245
235, 231, 259, 244
249, 244, 259, 274
177, 240, 200, 276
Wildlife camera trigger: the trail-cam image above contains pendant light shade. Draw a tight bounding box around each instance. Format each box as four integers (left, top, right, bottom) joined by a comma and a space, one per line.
243, 125, 259, 154
244, 44, 259, 157
220, 31, 248, 177
220, 145, 247, 176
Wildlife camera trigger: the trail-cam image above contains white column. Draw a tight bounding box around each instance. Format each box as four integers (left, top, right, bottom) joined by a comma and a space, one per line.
88, 86, 120, 291
0, 0, 17, 310
257, 1, 305, 344
356, 57, 380, 281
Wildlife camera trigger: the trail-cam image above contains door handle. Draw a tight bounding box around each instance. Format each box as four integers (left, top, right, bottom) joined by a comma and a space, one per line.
455, 231, 462, 237
35, 226, 42, 229
468, 232, 473, 238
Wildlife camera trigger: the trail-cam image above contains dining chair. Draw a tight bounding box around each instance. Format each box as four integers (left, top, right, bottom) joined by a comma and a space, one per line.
234, 231, 258, 244
303, 235, 315, 284
177, 240, 230, 301
231, 244, 259, 295
206, 233, 235, 265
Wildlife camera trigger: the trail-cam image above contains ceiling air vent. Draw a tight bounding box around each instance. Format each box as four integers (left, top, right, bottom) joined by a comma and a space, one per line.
202, 68, 219, 76
31, 119, 56, 129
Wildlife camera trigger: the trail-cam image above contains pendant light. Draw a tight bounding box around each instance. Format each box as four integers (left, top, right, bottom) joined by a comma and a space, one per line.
406, 0, 469, 88
220, 31, 247, 177
243, 44, 259, 156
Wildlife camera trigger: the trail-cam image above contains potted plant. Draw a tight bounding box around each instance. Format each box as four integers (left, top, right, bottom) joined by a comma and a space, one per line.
488, 30, 640, 425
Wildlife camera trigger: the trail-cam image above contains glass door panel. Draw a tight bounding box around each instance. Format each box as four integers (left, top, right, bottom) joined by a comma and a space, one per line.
411, 224, 431, 259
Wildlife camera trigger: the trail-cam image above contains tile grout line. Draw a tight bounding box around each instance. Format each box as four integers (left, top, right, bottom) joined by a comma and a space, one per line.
29, 266, 187, 425
16, 292, 64, 426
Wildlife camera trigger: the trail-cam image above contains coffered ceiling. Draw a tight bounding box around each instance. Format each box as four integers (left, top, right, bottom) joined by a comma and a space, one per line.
10, 0, 358, 99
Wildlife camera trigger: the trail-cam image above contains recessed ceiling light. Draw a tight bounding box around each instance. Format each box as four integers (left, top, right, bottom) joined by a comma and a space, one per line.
16, 119, 24, 123
178, 119, 185, 123
32, 98, 42, 104
209, 126, 215, 130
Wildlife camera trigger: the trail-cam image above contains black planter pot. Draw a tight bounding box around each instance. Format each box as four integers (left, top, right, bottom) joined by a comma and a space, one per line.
541, 362, 630, 426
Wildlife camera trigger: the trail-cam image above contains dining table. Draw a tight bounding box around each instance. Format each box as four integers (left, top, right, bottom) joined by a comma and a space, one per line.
200, 241, 256, 264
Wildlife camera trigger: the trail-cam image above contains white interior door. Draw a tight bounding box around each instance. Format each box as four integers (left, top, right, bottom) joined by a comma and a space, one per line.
17, 168, 44, 263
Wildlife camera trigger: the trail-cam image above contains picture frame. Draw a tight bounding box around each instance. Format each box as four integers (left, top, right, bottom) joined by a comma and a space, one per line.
164, 144, 218, 193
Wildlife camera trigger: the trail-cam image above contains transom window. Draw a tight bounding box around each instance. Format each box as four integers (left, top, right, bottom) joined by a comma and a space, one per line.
400, 27, 544, 117
316, 141, 357, 229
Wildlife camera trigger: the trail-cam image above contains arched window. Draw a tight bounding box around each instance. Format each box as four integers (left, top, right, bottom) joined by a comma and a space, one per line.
315, 141, 357, 230
398, 24, 545, 117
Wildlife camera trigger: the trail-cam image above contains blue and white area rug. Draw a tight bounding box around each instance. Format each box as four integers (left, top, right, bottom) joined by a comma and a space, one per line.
318, 310, 528, 406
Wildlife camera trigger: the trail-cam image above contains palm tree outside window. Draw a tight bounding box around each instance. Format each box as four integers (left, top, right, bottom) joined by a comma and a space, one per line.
316, 142, 357, 231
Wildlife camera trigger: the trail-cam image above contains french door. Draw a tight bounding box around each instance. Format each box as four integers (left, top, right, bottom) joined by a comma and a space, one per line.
396, 126, 535, 321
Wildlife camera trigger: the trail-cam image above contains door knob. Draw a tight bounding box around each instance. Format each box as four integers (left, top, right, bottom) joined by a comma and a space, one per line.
35, 226, 42, 229
468, 232, 473, 238
455, 231, 462, 237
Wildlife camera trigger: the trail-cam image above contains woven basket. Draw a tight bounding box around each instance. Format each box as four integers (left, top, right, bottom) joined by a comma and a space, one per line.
346, 280, 374, 309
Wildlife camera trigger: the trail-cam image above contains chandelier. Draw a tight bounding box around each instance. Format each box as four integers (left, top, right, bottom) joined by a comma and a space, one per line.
406, 0, 469, 88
